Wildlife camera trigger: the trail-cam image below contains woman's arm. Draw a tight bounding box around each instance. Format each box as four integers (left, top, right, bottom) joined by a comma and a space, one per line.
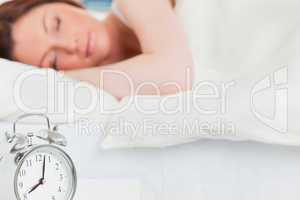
64, 0, 194, 100
65, 52, 194, 100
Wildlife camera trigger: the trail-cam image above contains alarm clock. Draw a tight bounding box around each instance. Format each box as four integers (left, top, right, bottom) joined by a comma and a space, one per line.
0, 114, 77, 200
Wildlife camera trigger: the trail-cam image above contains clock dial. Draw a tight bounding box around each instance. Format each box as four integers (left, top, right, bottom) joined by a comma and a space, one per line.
14, 145, 76, 200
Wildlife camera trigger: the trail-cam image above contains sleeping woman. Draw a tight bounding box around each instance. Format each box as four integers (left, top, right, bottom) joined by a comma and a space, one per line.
0, 0, 194, 100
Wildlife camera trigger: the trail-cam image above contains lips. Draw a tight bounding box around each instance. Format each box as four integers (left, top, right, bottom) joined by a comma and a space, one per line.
85, 33, 91, 58
85, 32, 94, 58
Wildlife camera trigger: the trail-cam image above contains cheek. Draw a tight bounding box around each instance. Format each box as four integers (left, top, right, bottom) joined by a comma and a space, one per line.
12, 24, 46, 67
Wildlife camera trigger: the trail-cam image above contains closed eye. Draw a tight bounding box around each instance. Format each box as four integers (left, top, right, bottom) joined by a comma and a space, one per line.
40, 14, 61, 68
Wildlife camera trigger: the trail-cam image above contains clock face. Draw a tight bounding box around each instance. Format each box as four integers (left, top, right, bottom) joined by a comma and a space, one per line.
14, 145, 76, 200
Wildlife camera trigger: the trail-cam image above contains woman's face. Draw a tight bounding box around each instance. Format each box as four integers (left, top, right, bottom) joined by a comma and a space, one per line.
12, 2, 111, 70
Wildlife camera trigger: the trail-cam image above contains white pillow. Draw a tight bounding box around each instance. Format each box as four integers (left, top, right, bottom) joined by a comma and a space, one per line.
0, 58, 119, 126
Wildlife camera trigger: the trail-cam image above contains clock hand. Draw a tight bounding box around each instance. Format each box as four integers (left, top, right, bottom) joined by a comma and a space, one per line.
42, 155, 46, 181
27, 179, 43, 194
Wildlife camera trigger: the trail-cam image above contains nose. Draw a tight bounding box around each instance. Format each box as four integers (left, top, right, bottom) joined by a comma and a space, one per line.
55, 38, 86, 57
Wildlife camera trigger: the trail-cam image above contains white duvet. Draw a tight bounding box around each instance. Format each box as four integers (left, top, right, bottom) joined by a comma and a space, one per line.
102, 0, 300, 148
0, 0, 300, 148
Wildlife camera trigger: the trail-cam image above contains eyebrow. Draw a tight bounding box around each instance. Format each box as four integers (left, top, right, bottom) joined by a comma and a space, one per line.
38, 12, 49, 67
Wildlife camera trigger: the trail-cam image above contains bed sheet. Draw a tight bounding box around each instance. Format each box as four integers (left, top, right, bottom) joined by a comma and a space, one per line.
1, 121, 300, 200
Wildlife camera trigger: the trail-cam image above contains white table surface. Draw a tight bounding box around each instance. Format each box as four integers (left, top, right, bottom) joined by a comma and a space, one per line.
2, 121, 300, 200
